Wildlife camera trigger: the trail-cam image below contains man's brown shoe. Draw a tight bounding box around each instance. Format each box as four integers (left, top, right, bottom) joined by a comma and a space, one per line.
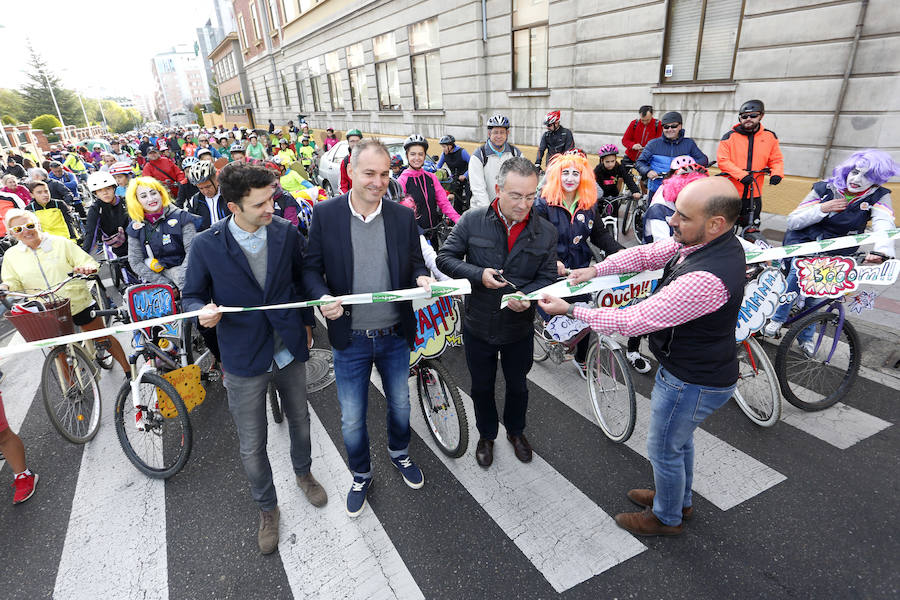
476, 438, 494, 467
615, 508, 683, 536
506, 433, 533, 463
258, 507, 280, 554
627, 489, 693, 520
297, 472, 328, 507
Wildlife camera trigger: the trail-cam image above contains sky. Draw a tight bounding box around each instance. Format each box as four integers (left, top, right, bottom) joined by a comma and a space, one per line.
1, 0, 234, 100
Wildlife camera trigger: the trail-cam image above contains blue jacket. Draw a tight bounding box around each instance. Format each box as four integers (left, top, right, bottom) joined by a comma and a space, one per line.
302, 194, 429, 351
49, 171, 80, 200
126, 207, 200, 268
636, 130, 708, 194
182, 215, 314, 377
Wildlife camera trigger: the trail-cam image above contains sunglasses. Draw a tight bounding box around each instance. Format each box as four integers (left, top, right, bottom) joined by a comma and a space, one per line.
11, 222, 37, 234
739, 112, 761, 120
662, 123, 681, 130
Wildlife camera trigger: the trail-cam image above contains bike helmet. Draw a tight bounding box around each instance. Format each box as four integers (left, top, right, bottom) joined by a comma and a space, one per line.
229, 143, 245, 153
598, 144, 619, 158
109, 161, 133, 176
196, 147, 212, 158
187, 162, 215, 185
669, 155, 699, 171
542, 110, 561, 126
439, 134, 456, 146
403, 134, 428, 152
181, 156, 200, 169
346, 128, 363, 140
565, 148, 587, 158
263, 160, 282, 173
279, 138, 289, 145
739, 99, 765, 115
487, 114, 510, 129
87, 171, 117, 192
390, 155, 404, 168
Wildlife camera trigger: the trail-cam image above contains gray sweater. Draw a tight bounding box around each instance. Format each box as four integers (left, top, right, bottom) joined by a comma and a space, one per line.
350, 213, 399, 330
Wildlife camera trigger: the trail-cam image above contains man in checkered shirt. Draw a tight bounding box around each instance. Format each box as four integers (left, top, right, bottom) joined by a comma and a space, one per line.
540, 177, 746, 537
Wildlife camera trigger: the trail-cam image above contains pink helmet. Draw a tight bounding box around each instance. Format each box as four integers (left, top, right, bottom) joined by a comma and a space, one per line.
598, 144, 619, 158
670, 155, 699, 172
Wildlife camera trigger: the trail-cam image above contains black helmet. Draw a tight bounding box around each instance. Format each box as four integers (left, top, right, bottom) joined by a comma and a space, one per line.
439, 135, 455, 146
739, 99, 765, 115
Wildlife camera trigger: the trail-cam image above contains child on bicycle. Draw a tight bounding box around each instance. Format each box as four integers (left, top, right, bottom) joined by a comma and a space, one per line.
398, 135, 460, 249
0, 386, 39, 505
642, 157, 709, 243
83, 171, 131, 262
593, 144, 641, 201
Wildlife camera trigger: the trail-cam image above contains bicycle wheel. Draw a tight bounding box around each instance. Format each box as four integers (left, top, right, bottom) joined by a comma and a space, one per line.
532, 314, 550, 362
41, 344, 102, 444
416, 359, 468, 458
88, 280, 115, 370
620, 197, 635, 235
114, 372, 193, 479
268, 382, 284, 424
733, 337, 781, 427
585, 335, 636, 443
632, 205, 647, 244
775, 312, 860, 411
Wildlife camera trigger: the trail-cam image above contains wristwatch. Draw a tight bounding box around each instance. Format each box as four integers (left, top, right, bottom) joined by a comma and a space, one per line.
566, 304, 576, 319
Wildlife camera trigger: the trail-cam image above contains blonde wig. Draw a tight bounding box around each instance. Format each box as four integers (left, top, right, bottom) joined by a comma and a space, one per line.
126, 177, 172, 222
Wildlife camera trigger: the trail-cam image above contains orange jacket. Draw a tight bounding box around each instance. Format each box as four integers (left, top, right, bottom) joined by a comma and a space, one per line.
717, 124, 784, 197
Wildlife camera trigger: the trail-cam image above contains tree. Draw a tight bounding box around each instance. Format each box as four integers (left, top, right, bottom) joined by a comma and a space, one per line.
1, 115, 17, 125
191, 103, 204, 124
31, 114, 61, 133
0, 89, 25, 123
19, 44, 82, 125
208, 76, 222, 114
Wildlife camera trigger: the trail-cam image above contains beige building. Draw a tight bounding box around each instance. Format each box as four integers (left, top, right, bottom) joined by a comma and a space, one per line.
151, 45, 213, 125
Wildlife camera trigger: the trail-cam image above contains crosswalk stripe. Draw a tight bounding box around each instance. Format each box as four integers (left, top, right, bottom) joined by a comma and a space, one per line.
779, 393, 892, 450
0, 340, 49, 472
53, 370, 169, 600
370, 373, 646, 593
527, 359, 787, 511
268, 403, 424, 600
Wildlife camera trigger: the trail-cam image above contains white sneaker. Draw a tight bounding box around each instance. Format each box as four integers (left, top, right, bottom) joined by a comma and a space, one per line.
762, 320, 784, 337
800, 340, 817, 357
626, 352, 651, 374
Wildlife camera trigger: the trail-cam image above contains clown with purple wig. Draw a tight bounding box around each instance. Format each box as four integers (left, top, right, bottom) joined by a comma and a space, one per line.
762, 148, 899, 340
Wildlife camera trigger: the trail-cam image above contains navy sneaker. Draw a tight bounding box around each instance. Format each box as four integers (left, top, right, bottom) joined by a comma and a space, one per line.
346, 476, 372, 517
390, 455, 424, 489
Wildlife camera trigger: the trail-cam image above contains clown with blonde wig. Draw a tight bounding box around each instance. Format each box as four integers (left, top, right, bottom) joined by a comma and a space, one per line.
124, 176, 201, 289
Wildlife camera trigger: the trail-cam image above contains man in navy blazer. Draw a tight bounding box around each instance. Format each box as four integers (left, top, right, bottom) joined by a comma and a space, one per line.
302, 139, 434, 517
183, 162, 326, 555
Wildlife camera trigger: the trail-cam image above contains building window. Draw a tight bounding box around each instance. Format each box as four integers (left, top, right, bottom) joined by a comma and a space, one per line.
308, 57, 323, 112
300, 0, 321, 12
267, 0, 280, 28
325, 51, 344, 111
511, 0, 548, 90
408, 18, 442, 110
282, 0, 297, 22
252, 82, 260, 108
264, 77, 272, 107
661, 0, 744, 83
373, 32, 400, 110
346, 42, 368, 111
250, 1, 262, 41
238, 14, 248, 51
294, 66, 305, 111
281, 72, 290, 108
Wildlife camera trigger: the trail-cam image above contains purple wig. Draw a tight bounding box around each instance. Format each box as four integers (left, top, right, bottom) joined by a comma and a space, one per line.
829, 149, 900, 191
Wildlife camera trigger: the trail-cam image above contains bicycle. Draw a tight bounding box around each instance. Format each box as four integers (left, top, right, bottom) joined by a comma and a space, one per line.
1, 274, 108, 443
597, 194, 628, 243
732, 167, 771, 239
412, 357, 468, 458
533, 306, 636, 443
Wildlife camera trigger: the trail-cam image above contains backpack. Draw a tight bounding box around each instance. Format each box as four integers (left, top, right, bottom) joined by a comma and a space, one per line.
473, 143, 521, 167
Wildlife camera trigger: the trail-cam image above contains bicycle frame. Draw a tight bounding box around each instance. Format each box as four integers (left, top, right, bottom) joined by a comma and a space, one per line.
781, 295, 847, 364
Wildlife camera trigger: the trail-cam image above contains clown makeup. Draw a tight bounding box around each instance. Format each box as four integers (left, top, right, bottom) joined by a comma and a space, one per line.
561, 166, 581, 193
846, 167, 874, 193
136, 186, 163, 213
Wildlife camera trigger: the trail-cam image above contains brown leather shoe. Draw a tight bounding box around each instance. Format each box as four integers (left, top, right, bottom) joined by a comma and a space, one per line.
258, 507, 280, 554
297, 472, 328, 507
627, 489, 693, 520
506, 433, 533, 463
475, 438, 494, 467
614, 508, 683, 536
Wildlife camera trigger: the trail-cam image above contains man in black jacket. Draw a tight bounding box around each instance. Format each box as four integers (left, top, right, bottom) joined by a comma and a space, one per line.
185, 162, 228, 231
535, 110, 575, 170
437, 157, 557, 468
28, 168, 75, 207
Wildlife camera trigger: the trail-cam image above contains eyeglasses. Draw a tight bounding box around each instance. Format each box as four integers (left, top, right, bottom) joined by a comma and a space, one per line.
739, 112, 761, 120
505, 193, 536, 203
662, 123, 681, 130
10, 222, 37, 234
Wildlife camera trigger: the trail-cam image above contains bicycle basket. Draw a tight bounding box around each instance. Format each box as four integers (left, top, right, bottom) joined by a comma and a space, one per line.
6, 298, 75, 342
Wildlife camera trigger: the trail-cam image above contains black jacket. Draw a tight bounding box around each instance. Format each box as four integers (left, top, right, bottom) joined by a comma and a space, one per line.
82, 198, 130, 256
186, 191, 228, 231
436, 203, 557, 345
302, 194, 429, 350
46, 178, 75, 206
536, 126, 575, 166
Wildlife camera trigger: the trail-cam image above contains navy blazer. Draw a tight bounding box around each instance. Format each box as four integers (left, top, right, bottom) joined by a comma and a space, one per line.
302, 193, 428, 350
182, 215, 314, 377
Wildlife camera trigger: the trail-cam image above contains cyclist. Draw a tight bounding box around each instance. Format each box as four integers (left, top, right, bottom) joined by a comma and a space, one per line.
83, 171, 132, 270
125, 177, 201, 290
297, 135, 316, 176
196, 134, 220, 159
141, 146, 186, 201
228, 142, 247, 163
63, 149, 89, 183
109, 161, 135, 201
214, 134, 231, 161
185, 162, 228, 232
339, 129, 363, 193
436, 134, 472, 213
0, 388, 38, 504
323, 127, 339, 150
469, 114, 522, 209
2, 174, 32, 206
275, 138, 297, 164
762, 149, 898, 343
622, 106, 662, 185
175, 156, 201, 208
397, 135, 460, 248
196, 147, 215, 164
245, 133, 267, 161
636, 111, 708, 197
717, 99, 784, 229
643, 157, 708, 244
593, 144, 641, 201
4, 156, 27, 179
29, 167, 75, 208
390, 155, 405, 179
535, 110, 575, 170
25, 180, 79, 240
0, 209, 130, 375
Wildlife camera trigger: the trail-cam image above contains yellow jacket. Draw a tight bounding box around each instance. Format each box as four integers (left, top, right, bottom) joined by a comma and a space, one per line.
64, 153, 87, 174
1, 234, 99, 315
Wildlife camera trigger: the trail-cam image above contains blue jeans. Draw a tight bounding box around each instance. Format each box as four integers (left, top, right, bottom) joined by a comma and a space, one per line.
224, 358, 311, 511
332, 332, 411, 479
647, 366, 736, 526
771, 260, 814, 343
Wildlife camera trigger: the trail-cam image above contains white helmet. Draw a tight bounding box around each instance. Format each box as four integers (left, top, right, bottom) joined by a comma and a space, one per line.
87, 171, 117, 192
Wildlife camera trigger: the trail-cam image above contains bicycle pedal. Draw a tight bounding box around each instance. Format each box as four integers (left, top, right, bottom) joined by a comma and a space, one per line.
203, 368, 221, 383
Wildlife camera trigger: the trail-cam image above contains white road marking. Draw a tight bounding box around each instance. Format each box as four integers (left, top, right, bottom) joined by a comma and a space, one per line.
0, 344, 44, 472
528, 359, 787, 511
779, 391, 892, 450
371, 373, 645, 593
268, 402, 424, 600
53, 368, 168, 600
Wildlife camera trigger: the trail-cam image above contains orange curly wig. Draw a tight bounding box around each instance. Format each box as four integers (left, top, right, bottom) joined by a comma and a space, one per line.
542, 153, 597, 213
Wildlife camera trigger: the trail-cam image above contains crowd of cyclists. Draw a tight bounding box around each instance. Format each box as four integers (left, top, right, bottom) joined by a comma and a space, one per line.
0, 99, 896, 514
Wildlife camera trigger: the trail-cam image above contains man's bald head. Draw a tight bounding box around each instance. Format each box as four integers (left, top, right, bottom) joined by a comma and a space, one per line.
671, 177, 741, 246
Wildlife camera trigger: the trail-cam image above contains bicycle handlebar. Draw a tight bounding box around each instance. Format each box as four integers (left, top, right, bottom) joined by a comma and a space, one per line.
90, 308, 125, 320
